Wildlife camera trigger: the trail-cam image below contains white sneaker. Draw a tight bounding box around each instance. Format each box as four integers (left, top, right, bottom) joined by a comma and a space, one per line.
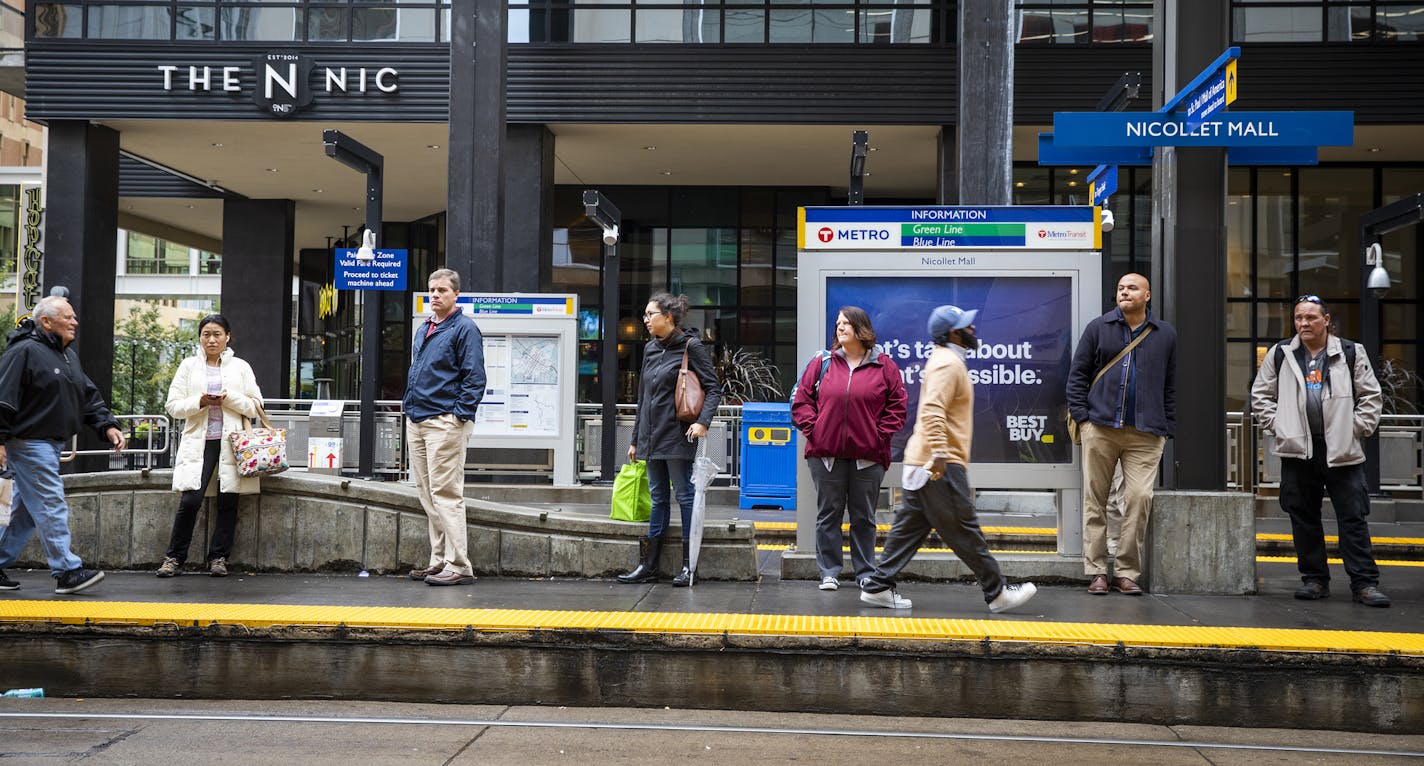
988, 582, 1038, 614
819, 576, 839, 591
860, 588, 912, 609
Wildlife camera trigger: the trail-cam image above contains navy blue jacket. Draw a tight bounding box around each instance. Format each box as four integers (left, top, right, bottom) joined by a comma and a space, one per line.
404, 312, 486, 423
0, 321, 120, 443
1066, 307, 1177, 438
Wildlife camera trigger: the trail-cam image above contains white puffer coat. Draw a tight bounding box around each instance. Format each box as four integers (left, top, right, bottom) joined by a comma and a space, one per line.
165, 348, 264, 495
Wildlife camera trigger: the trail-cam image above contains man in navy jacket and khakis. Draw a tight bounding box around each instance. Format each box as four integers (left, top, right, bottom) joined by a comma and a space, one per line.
1067, 274, 1176, 596
404, 268, 486, 586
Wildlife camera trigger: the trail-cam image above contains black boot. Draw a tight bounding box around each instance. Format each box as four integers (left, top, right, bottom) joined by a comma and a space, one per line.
672, 539, 694, 587
616, 535, 663, 584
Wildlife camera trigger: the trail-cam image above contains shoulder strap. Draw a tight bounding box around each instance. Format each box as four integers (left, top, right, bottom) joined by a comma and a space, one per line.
814, 350, 832, 389
1089, 326, 1153, 390
1342, 339, 1356, 401
1274, 342, 1285, 372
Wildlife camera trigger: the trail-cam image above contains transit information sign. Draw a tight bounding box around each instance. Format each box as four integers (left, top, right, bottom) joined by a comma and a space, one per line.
800, 206, 1099, 250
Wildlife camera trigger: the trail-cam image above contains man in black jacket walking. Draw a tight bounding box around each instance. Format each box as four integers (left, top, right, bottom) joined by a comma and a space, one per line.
0, 296, 125, 594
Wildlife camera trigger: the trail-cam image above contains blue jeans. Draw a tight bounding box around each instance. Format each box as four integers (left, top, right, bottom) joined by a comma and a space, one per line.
0, 439, 84, 577
646, 458, 694, 540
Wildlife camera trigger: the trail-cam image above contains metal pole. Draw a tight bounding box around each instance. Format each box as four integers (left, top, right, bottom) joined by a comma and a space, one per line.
359, 166, 383, 479
599, 242, 619, 483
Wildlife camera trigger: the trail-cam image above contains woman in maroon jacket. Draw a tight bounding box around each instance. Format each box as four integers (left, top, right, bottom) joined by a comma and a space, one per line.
791, 306, 908, 591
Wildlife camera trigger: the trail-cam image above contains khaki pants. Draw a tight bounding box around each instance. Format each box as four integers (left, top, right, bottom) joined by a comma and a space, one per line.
1081, 422, 1165, 582
408, 414, 474, 576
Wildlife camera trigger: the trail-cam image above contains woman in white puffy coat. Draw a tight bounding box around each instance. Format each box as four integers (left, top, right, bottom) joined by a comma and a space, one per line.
154, 314, 264, 578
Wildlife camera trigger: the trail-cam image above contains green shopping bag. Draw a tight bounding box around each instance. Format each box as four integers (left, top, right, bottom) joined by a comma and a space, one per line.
610, 460, 652, 523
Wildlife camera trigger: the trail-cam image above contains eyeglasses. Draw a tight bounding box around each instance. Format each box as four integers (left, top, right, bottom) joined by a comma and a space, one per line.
642, 311, 665, 321
1295, 295, 1323, 305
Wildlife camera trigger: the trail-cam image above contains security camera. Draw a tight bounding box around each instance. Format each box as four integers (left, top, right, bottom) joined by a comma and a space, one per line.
355, 229, 377, 262
602, 225, 619, 247
1100, 209, 1115, 233
1365, 242, 1391, 298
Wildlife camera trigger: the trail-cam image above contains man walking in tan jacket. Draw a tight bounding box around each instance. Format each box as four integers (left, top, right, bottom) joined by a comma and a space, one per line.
858, 304, 1037, 613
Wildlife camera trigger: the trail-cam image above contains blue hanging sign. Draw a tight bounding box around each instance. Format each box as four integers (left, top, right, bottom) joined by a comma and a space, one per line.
1088, 164, 1117, 207
1161, 46, 1241, 122
335, 249, 407, 291
1051, 111, 1354, 148
1038, 134, 1319, 167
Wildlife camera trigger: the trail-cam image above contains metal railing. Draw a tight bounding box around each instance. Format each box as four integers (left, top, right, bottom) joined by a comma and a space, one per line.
56, 404, 1424, 498
61, 414, 172, 466
1229, 411, 1424, 497
575, 403, 744, 483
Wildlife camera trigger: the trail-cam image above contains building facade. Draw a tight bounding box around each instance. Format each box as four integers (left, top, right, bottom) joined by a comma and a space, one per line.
17, 0, 1424, 425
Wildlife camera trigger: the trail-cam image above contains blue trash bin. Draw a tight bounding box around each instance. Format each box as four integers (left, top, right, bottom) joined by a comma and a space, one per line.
739, 402, 797, 510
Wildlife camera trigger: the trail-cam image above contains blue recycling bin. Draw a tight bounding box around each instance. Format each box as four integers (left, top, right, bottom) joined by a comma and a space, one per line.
739, 402, 797, 510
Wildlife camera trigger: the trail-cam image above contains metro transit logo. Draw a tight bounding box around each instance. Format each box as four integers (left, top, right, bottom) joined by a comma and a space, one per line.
818, 227, 834, 243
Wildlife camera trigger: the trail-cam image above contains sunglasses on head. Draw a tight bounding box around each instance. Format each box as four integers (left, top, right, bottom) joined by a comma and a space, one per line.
1295, 295, 1323, 305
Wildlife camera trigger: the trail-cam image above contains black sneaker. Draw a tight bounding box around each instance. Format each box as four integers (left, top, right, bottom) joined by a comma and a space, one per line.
1294, 580, 1329, 600
0, 568, 18, 591
54, 568, 104, 595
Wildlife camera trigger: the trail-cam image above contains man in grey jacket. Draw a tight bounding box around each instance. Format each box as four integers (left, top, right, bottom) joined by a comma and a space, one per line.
1250, 295, 1389, 607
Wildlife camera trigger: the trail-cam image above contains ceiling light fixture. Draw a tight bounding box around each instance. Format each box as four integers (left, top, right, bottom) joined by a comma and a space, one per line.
312, 189, 323, 193
427, 144, 440, 149
266, 167, 279, 172
643, 145, 657, 151
660, 170, 673, 175
210, 142, 223, 148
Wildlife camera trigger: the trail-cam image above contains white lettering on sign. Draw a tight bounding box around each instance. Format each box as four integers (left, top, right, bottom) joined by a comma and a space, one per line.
834, 229, 890, 241
158, 65, 178, 90
265, 63, 298, 100
909, 209, 989, 221
376, 67, 398, 93
223, 66, 240, 91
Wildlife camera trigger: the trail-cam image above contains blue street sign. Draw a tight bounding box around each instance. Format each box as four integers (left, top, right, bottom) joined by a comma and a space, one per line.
1037, 134, 1151, 166
1161, 47, 1240, 116
1038, 134, 1319, 167
1051, 111, 1354, 148
335, 248, 408, 291
1088, 165, 1117, 207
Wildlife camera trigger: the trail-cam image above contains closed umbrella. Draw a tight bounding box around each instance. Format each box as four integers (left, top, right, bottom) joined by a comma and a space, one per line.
688, 435, 722, 582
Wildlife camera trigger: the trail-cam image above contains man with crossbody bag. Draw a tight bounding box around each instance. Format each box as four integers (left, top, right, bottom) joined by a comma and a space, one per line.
1066, 274, 1177, 596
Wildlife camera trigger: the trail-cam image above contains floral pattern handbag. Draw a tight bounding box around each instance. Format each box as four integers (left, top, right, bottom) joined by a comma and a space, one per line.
228, 406, 289, 478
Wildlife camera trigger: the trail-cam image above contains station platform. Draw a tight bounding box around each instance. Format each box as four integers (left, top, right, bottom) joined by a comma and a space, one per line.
1, 518, 1421, 732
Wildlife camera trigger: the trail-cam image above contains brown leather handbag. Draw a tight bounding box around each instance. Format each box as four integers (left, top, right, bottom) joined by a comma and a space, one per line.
675, 347, 706, 423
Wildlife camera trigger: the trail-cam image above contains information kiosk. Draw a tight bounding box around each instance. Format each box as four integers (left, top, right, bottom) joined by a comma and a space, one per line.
411, 293, 580, 486
794, 206, 1102, 562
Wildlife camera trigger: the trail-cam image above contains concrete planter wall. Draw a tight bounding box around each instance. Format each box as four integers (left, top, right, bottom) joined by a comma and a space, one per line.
13, 471, 758, 580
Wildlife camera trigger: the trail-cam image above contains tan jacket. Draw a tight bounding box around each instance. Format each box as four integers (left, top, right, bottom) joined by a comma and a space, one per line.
903, 344, 973, 474
1249, 334, 1381, 467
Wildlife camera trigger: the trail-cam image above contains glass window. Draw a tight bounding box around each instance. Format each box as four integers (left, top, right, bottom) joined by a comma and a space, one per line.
860, 5, 933, 43
88, 5, 171, 39
1056, 167, 1090, 205
1233, 6, 1323, 42
636, 5, 718, 42
1091, 1, 1152, 43
33, 4, 81, 38
1381, 168, 1424, 300
1012, 167, 1051, 205
740, 226, 775, 307
1255, 169, 1294, 303
670, 228, 738, 306
1226, 168, 1251, 298
1378, 2, 1424, 41
724, 5, 764, 41
1226, 340, 1253, 412
363, 7, 434, 40
770, 7, 855, 43
1324, 2, 1370, 41
125, 232, 190, 275
307, 7, 348, 40
572, 6, 630, 42
1298, 167, 1371, 300
221, 7, 299, 41
1379, 343, 1418, 414
176, 6, 216, 39
1017, 7, 1087, 44
0, 185, 17, 279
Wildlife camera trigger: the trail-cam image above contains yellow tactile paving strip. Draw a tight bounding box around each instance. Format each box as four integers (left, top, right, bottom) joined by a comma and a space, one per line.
0, 599, 1419, 655
755, 543, 1424, 566
753, 521, 1424, 547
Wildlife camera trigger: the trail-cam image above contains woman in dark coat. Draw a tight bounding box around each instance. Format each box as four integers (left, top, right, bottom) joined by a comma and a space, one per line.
617, 292, 722, 587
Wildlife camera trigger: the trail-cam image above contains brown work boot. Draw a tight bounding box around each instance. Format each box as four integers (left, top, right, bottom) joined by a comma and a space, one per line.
1087, 574, 1109, 595
424, 570, 475, 586
408, 564, 442, 581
